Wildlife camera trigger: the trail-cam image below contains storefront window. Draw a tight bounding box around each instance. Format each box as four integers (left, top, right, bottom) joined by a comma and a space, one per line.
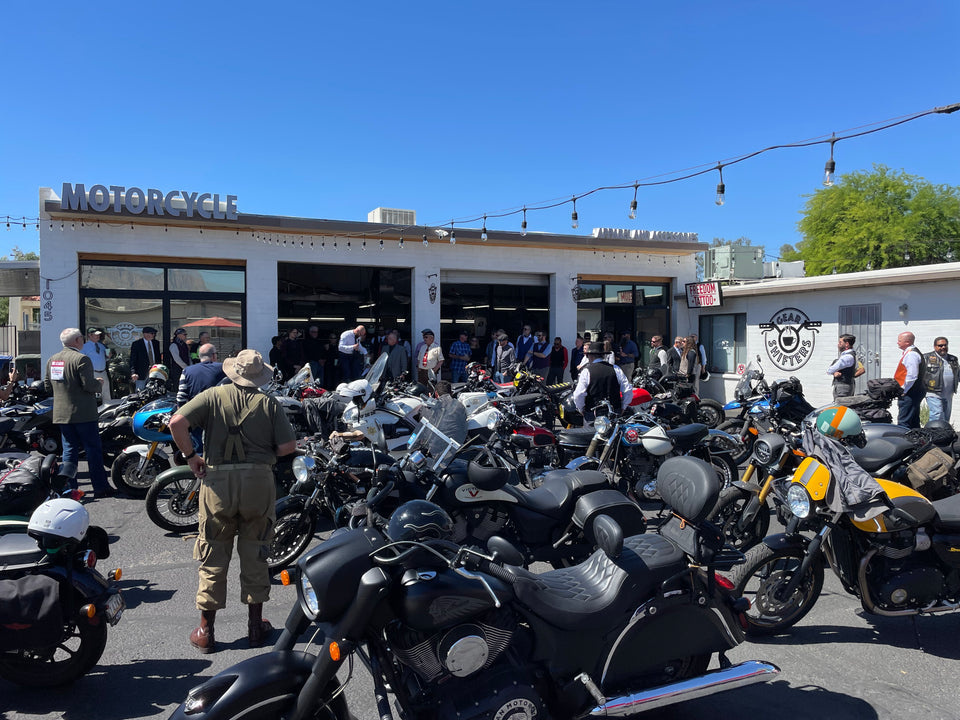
699, 313, 746, 374
577, 281, 670, 354
440, 283, 549, 351
81, 265, 164, 291
169, 268, 245, 293
84, 297, 163, 361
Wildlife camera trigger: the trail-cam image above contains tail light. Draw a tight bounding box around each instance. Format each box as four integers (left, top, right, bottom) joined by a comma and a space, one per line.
715, 574, 735, 591
81, 550, 97, 568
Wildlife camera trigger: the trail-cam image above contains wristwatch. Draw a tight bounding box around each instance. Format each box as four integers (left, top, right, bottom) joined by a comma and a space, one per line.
182, 449, 197, 461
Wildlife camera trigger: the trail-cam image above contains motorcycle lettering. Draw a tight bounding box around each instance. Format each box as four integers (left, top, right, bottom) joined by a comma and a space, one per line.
454, 484, 519, 504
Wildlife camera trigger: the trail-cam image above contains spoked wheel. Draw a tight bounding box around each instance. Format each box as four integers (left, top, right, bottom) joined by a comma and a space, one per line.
717, 419, 755, 465
267, 498, 318, 572
708, 454, 740, 491
709, 486, 770, 551
145, 470, 200, 533
728, 544, 824, 636
696, 399, 725, 428
111, 450, 170, 498
0, 619, 108, 687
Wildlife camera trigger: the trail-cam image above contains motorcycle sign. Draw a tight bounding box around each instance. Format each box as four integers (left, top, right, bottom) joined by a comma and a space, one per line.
759, 307, 821, 371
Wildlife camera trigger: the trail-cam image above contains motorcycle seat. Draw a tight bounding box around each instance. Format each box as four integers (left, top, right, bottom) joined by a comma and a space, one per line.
0, 417, 14, 435
848, 437, 915, 473
665, 423, 709, 449
932, 492, 960, 532
556, 427, 596, 446
498, 393, 544, 413
0, 531, 45, 567
518, 470, 609, 517
510, 533, 686, 629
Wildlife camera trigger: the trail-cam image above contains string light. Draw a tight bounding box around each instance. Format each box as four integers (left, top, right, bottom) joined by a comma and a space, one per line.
450, 223, 456, 245
379, 232, 384, 251
629, 183, 638, 220
422, 230, 429, 247
399, 231, 404, 249
715, 164, 725, 206
823, 134, 837, 186
570, 197, 579, 229
521, 207, 527, 236
481, 215, 488, 242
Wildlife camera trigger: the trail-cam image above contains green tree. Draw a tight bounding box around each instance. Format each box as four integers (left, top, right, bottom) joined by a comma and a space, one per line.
791, 165, 960, 276
696, 236, 753, 280
0, 246, 40, 324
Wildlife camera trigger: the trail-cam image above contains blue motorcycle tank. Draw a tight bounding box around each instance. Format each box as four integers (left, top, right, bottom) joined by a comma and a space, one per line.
132, 399, 178, 442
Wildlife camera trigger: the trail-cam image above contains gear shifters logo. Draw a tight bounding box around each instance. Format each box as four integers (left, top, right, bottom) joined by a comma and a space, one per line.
759, 307, 821, 370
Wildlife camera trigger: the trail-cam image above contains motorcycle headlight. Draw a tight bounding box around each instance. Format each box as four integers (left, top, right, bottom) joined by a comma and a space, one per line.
292, 456, 315, 482
300, 572, 320, 618
486, 409, 503, 430
786, 484, 812, 519
594, 415, 612, 438
408, 450, 426, 467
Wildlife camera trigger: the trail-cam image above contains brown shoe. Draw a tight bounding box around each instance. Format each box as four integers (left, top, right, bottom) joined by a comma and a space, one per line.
248, 619, 273, 648
190, 610, 216, 654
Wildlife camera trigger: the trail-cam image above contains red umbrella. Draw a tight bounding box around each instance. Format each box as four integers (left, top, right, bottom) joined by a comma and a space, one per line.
182, 316, 241, 328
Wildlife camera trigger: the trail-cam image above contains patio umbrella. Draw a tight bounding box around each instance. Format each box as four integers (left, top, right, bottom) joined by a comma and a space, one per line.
182, 316, 242, 356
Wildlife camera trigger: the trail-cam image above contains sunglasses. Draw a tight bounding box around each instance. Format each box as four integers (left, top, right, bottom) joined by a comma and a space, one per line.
936, 343, 948, 348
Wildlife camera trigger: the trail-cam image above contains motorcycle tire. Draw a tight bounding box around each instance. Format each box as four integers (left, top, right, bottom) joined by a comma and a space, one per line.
111, 450, 170, 498
696, 399, 724, 429
0, 617, 108, 687
728, 543, 824, 636
708, 453, 740, 491
709, 486, 770, 552
145, 469, 200, 533
717, 419, 755, 465
267, 497, 318, 572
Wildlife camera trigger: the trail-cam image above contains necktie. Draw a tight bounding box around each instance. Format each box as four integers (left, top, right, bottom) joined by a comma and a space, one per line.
147, 340, 154, 365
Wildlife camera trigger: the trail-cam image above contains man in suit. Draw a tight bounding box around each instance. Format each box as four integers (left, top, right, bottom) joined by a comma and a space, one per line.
130, 326, 162, 391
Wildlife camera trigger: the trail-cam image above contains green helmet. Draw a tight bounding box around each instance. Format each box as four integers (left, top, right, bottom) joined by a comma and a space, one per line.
815, 405, 862, 440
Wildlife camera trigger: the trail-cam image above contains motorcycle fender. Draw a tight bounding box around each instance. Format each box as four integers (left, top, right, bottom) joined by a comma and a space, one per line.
565, 455, 600, 472
758, 532, 811, 554
275, 493, 315, 518
168, 651, 337, 720
121, 445, 171, 463
723, 400, 744, 411
600, 592, 743, 692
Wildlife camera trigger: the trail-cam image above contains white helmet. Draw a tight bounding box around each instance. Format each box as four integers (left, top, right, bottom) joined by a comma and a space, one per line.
339, 379, 371, 403
640, 425, 674, 456
27, 498, 90, 548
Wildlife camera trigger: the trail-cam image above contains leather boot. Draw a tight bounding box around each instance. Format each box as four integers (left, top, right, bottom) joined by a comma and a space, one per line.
190, 610, 216, 654
247, 603, 273, 648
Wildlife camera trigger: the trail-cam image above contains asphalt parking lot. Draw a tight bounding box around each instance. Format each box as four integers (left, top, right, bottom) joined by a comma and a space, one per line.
3, 470, 960, 720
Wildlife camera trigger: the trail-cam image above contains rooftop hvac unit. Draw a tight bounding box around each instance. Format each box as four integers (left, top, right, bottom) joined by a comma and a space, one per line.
705, 246, 765, 281
368, 207, 416, 226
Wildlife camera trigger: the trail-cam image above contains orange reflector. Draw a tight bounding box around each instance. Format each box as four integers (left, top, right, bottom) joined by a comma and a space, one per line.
113, 568, 122, 581
280, 570, 291, 586
329, 641, 341, 661
747, 427, 759, 436
81, 604, 96, 618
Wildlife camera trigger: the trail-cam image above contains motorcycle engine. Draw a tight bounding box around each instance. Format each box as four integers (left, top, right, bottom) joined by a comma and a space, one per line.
620, 449, 659, 487
450, 506, 511, 545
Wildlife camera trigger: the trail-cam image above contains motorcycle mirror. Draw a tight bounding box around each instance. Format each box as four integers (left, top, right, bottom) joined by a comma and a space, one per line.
487, 536, 524, 566
369, 422, 389, 453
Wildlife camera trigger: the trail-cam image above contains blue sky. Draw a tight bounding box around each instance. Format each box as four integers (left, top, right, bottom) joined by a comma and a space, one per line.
1, 1, 957, 259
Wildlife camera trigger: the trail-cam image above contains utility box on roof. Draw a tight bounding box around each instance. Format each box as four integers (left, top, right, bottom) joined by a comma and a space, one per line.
706, 246, 764, 281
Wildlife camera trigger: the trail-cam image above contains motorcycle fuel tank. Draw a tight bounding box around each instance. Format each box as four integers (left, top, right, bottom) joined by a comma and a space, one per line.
394, 567, 510, 632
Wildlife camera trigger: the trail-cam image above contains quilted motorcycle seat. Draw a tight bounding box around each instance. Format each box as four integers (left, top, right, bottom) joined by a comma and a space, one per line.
847, 437, 916, 473
518, 470, 609, 517
511, 533, 686, 629
0, 531, 45, 568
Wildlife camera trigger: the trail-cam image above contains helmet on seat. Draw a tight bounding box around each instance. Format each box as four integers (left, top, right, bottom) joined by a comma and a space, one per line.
148, 364, 169, 383
468, 448, 511, 490
387, 500, 453, 543
815, 405, 863, 441
28, 498, 89, 550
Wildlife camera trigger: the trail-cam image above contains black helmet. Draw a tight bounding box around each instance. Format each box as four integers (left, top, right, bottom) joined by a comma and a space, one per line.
467, 447, 510, 491
923, 419, 957, 445
387, 500, 453, 543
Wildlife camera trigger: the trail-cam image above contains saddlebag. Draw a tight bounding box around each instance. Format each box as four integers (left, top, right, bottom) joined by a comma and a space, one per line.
0, 574, 64, 651
0, 456, 48, 517
905, 447, 955, 499
571, 490, 646, 544
866, 378, 903, 401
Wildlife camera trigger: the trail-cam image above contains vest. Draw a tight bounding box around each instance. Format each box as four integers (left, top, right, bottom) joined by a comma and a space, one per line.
585, 361, 621, 412
923, 351, 960, 395
647, 347, 664, 371
832, 349, 856, 387
894, 347, 925, 395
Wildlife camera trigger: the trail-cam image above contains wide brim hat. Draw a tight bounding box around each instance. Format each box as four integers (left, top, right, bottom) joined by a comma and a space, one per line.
223, 349, 275, 388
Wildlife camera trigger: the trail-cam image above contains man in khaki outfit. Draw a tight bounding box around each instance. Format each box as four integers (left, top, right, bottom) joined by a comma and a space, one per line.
169, 349, 296, 653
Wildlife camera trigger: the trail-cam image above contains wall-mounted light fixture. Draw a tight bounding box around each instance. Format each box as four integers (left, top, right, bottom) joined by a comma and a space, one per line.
898, 303, 909, 317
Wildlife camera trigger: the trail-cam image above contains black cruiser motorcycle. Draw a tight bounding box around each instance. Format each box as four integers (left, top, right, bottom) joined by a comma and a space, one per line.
168, 455, 779, 720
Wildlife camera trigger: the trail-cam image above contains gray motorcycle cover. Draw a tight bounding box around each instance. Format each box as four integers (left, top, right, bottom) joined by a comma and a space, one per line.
801, 426, 887, 522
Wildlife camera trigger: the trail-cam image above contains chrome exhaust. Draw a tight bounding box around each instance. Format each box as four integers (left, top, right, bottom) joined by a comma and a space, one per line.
580, 660, 780, 717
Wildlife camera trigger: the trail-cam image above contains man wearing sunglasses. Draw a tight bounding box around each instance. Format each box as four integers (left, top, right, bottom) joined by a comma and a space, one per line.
924, 337, 959, 422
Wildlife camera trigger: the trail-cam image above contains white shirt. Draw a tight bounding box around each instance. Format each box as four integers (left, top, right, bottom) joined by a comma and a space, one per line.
898, 346, 922, 392
338, 329, 367, 355
826, 348, 856, 375
572, 359, 633, 413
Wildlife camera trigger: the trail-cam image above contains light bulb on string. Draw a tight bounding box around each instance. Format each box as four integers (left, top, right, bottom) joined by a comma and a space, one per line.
823, 135, 837, 186
379, 233, 384, 251
946, 248, 955, 261
629, 183, 638, 220
904, 249, 911, 261
481, 215, 488, 242
450, 223, 456, 245
422, 231, 429, 247
347, 240, 351, 251
399, 232, 404, 249
715, 164, 725, 206
60, 223, 64, 231
570, 198, 579, 229
832, 265, 837, 274
866, 261, 873, 270
521, 207, 528, 236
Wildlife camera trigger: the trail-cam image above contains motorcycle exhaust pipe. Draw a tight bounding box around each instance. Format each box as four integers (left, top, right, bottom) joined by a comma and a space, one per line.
580, 660, 780, 717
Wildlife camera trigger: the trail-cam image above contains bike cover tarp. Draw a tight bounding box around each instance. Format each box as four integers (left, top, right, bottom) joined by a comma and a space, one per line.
801, 426, 887, 522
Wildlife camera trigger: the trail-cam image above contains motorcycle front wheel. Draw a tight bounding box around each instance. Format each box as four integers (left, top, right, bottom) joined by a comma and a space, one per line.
111, 450, 170, 497
145, 470, 200, 533
709, 486, 770, 551
709, 454, 739, 491
696, 399, 725, 428
728, 544, 824, 636
0, 619, 108, 687
267, 498, 318, 572
716, 419, 755, 465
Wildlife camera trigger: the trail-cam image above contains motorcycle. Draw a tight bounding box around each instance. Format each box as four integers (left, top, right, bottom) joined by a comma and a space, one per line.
633, 366, 725, 428
0, 498, 124, 687
110, 398, 185, 497
718, 356, 772, 425
0, 394, 61, 456
97, 378, 170, 467
169, 454, 778, 720
559, 402, 742, 501
729, 423, 960, 636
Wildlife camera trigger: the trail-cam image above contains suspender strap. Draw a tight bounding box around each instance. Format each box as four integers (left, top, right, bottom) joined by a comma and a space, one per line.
215, 385, 260, 463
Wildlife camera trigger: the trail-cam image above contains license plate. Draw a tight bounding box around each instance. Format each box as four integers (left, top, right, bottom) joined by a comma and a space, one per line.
105, 593, 125, 625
